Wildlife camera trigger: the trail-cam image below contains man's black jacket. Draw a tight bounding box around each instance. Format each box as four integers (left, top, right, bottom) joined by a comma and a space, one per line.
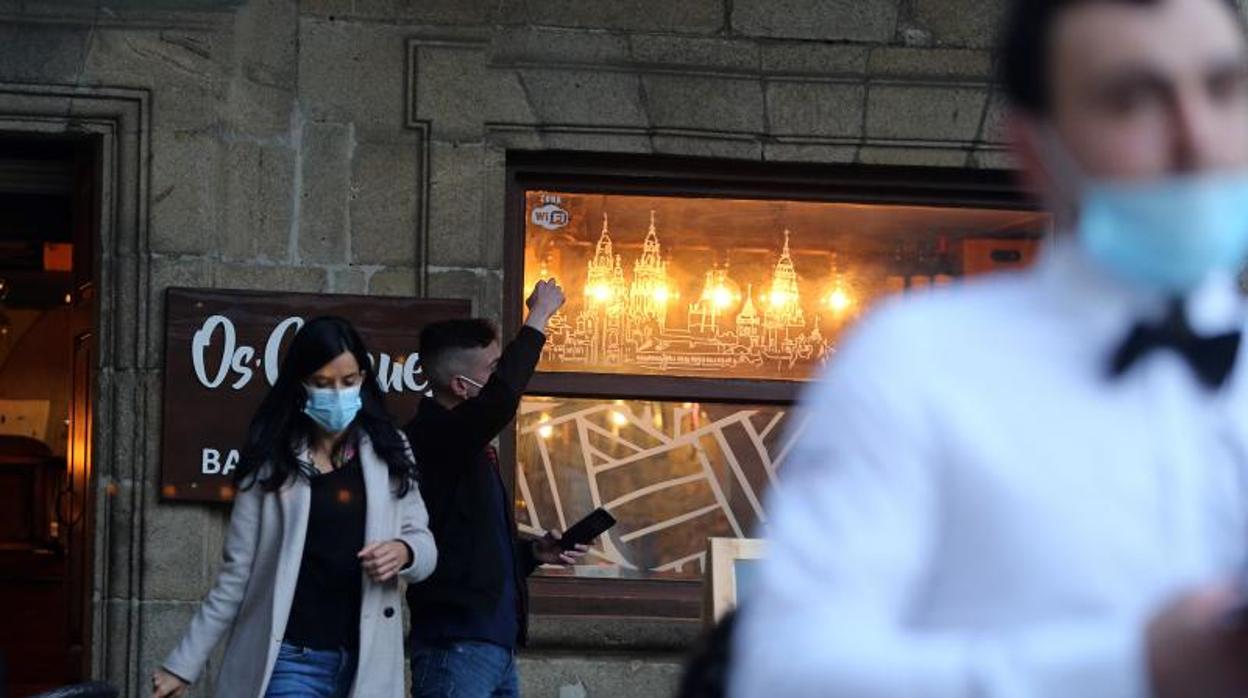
403, 326, 544, 646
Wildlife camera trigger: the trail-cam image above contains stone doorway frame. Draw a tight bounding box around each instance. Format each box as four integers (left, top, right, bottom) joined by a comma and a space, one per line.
0, 81, 151, 693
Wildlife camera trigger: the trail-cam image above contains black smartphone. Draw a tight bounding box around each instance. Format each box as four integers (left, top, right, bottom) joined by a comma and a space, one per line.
558, 508, 616, 550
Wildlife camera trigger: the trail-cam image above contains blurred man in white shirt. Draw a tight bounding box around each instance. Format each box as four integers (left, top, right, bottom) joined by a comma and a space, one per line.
730, 1, 1248, 696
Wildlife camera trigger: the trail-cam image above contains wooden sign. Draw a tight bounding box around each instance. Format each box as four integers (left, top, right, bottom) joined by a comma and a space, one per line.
159, 287, 470, 502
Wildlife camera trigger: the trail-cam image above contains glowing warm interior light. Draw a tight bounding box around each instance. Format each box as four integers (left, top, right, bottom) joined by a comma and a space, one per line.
826, 287, 852, 313
653, 287, 670, 303
610, 410, 628, 427
711, 286, 734, 309
769, 291, 791, 308
589, 284, 612, 302
538, 412, 553, 439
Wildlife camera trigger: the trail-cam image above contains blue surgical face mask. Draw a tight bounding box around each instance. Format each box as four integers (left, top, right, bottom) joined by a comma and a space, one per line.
302, 384, 363, 433
1040, 127, 1248, 292
1077, 173, 1248, 293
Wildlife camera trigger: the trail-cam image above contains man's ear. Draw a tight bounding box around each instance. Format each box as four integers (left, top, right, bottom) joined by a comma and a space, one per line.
447, 376, 465, 400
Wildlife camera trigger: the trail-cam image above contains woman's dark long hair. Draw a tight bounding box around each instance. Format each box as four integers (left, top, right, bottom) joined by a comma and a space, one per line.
233, 316, 418, 497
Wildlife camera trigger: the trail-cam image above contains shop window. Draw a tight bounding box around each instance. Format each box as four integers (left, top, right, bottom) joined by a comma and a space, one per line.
505, 153, 1051, 616
517, 396, 799, 581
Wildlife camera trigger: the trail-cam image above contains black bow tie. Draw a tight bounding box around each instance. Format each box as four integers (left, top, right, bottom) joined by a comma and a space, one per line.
1110, 302, 1241, 389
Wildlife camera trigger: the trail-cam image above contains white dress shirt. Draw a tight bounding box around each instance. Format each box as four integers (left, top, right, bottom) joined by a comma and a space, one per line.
730, 240, 1248, 698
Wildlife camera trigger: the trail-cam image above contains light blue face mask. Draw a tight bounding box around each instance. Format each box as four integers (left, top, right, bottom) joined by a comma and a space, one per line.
1077, 172, 1248, 293
302, 384, 363, 433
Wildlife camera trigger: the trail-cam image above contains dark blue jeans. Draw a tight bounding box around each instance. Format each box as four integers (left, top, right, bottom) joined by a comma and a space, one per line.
265, 642, 357, 698
409, 640, 519, 698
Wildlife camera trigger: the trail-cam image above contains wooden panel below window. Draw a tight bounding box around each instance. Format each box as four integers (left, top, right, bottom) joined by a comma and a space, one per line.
529, 576, 702, 619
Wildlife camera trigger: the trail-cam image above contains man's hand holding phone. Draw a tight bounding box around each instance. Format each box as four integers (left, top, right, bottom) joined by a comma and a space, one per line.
532, 507, 617, 566
533, 530, 589, 566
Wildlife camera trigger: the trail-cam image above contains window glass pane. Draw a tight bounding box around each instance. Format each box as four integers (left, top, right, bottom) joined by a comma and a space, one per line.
517, 396, 801, 581
525, 191, 1050, 380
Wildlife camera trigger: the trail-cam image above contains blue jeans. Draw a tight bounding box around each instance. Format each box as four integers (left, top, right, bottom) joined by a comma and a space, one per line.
409, 640, 518, 698
265, 642, 357, 698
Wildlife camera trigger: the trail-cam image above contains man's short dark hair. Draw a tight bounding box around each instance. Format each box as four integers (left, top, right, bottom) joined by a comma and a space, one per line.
418, 318, 498, 390
998, 0, 1241, 115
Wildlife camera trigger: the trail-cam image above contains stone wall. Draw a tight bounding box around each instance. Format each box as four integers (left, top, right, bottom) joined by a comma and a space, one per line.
0, 1, 1007, 695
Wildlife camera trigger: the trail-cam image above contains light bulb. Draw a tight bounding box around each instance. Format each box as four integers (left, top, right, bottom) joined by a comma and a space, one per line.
826, 288, 852, 313
590, 284, 611, 302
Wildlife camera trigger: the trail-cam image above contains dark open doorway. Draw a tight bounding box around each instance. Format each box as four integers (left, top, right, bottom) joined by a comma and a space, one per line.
0, 134, 98, 697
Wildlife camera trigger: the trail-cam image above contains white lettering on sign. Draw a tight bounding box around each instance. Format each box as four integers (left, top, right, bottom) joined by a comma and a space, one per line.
189, 315, 432, 396
376, 353, 405, 392
403, 355, 424, 392
192, 315, 235, 389
264, 316, 304, 386
201, 448, 240, 475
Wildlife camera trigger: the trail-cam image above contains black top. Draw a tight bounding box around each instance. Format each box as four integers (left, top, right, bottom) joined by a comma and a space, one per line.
404, 325, 544, 648
284, 454, 366, 651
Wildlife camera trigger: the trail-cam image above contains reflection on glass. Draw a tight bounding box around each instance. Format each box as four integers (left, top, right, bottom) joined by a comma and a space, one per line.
516, 396, 802, 581
525, 191, 1051, 380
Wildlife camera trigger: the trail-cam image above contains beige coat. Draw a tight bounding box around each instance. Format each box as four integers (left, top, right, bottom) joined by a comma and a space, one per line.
162, 434, 437, 697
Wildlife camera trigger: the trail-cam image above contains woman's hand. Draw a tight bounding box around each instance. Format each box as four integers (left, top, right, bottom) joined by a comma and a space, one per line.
151, 668, 187, 698
358, 539, 411, 582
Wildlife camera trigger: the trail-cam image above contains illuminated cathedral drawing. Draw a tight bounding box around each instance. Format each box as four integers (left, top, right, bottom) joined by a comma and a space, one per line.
539, 211, 835, 376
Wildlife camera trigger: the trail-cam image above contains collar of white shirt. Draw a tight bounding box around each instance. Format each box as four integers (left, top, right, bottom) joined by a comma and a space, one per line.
1037, 235, 1246, 346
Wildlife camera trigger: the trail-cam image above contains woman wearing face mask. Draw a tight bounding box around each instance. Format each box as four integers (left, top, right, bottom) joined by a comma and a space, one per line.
150, 316, 437, 698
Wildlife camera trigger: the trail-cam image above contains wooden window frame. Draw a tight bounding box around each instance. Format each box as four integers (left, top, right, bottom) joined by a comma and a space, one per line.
502, 151, 1035, 618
